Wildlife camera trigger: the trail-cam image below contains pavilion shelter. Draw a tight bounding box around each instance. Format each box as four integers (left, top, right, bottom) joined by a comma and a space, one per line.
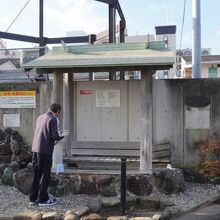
23, 42, 174, 173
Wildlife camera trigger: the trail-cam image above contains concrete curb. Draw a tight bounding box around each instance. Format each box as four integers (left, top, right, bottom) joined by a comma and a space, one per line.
167, 192, 220, 220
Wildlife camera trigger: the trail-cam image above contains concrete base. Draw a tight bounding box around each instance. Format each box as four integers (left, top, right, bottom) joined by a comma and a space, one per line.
52, 140, 65, 173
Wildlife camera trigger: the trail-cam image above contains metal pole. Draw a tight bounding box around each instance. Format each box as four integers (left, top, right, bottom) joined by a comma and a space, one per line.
109, 3, 116, 80
120, 157, 126, 215
109, 4, 116, 43
192, 0, 201, 78
39, 0, 45, 56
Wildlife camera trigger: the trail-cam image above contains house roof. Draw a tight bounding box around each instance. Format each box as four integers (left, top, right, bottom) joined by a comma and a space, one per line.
0, 69, 37, 83
155, 25, 176, 35
183, 55, 220, 64
22, 42, 175, 73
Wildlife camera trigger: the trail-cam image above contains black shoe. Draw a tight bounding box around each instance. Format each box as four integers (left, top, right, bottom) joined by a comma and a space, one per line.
39, 198, 58, 206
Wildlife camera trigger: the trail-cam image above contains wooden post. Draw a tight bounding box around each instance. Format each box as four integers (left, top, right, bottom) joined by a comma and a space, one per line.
63, 73, 72, 156
52, 71, 63, 105
140, 69, 153, 173
52, 70, 64, 172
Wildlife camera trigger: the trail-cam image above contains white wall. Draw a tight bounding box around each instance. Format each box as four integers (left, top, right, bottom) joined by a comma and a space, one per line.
76, 80, 172, 144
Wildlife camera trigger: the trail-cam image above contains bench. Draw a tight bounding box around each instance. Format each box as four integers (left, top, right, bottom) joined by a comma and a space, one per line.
64, 141, 171, 170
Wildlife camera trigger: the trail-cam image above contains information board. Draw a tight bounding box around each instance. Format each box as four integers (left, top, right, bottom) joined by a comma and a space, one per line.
3, 114, 20, 127
0, 91, 36, 108
96, 90, 120, 107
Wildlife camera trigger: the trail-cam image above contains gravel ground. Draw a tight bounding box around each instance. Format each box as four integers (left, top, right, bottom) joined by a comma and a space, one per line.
0, 181, 220, 217
159, 182, 220, 212
0, 181, 101, 217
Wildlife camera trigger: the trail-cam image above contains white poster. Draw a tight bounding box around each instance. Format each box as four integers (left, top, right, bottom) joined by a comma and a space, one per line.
3, 114, 20, 127
96, 90, 120, 107
0, 91, 36, 108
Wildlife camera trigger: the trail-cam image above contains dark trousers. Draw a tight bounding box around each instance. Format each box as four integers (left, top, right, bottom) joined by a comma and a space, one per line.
29, 152, 52, 203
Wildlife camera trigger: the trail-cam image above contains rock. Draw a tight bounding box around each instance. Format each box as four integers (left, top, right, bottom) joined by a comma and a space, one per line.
153, 168, 185, 195
129, 218, 152, 220
10, 135, 21, 156
181, 168, 208, 183
0, 215, 14, 220
18, 149, 32, 167
107, 216, 128, 220
64, 213, 77, 220
80, 176, 97, 195
14, 211, 42, 220
99, 185, 117, 197
211, 176, 220, 184
152, 214, 162, 220
13, 167, 33, 194
136, 197, 160, 210
0, 155, 11, 164
8, 161, 20, 172
42, 212, 61, 220
81, 213, 105, 220
0, 164, 8, 179
64, 211, 78, 220
2, 167, 14, 186
159, 200, 175, 210
68, 206, 90, 218
194, 172, 208, 183
164, 206, 181, 216
127, 175, 153, 196
100, 197, 120, 207
58, 176, 81, 195
96, 175, 117, 197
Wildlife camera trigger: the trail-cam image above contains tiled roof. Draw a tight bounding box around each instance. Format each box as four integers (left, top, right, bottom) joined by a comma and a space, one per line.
22, 42, 175, 72
0, 69, 37, 82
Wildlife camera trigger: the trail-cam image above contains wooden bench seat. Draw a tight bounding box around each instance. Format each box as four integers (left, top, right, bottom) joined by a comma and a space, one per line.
63, 141, 171, 170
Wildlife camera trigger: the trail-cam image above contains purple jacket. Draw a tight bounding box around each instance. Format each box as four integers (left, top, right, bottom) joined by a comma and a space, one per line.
32, 111, 64, 155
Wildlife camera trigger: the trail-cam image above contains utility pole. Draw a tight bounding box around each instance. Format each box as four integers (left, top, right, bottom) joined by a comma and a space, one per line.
192, 0, 201, 78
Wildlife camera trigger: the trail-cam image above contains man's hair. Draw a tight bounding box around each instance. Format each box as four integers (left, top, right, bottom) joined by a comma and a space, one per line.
49, 103, 62, 113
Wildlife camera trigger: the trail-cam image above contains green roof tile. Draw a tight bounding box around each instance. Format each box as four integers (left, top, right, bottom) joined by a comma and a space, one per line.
23, 42, 174, 71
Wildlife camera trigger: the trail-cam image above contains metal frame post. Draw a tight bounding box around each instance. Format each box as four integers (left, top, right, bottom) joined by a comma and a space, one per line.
39, 0, 45, 56
120, 157, 127, 215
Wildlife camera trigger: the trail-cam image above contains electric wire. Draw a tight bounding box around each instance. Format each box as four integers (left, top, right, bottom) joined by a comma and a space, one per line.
0, 0, 34, 82
179, 0, 186, 51
176, 0, 187, 78
5, 0, 32, 33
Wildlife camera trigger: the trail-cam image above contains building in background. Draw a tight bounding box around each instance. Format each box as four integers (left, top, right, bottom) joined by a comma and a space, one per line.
181, 55, 220, 78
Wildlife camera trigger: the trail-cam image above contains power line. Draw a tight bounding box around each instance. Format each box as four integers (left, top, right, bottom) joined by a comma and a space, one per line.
179, 0, 187, 50
0, 0, 34, 82
5, 0, 32, 32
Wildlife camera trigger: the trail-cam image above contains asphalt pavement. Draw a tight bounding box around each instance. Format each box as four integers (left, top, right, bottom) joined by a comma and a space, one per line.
172, 198, 220, 220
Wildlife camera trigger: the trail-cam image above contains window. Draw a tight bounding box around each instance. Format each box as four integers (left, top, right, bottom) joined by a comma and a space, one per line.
208, 66, 217, 78
163, 36, 168, 48
184, 51, 192, 56
164, 70, 169, 79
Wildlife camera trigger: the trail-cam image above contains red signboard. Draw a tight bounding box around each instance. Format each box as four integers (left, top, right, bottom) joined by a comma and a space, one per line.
80, 90, 93, 95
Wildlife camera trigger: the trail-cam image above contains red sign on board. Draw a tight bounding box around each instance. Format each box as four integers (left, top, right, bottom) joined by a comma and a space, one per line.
80, 90, 93, 95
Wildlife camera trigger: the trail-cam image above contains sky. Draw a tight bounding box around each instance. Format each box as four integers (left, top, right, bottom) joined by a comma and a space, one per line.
0, 0, 220, 54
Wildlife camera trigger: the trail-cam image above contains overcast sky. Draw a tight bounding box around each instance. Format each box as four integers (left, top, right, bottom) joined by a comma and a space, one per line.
1, 0, 220, 54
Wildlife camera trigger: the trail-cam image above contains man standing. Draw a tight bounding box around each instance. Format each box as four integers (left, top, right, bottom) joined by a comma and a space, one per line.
29, 103, 64, 206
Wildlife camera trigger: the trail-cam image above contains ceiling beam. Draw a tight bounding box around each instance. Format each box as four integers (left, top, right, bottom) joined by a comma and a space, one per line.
0, 31, 39, 43
46, 35, 96, 44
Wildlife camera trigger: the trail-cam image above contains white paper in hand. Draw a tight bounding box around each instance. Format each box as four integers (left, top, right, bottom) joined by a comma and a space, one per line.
63, 130, 69, 136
